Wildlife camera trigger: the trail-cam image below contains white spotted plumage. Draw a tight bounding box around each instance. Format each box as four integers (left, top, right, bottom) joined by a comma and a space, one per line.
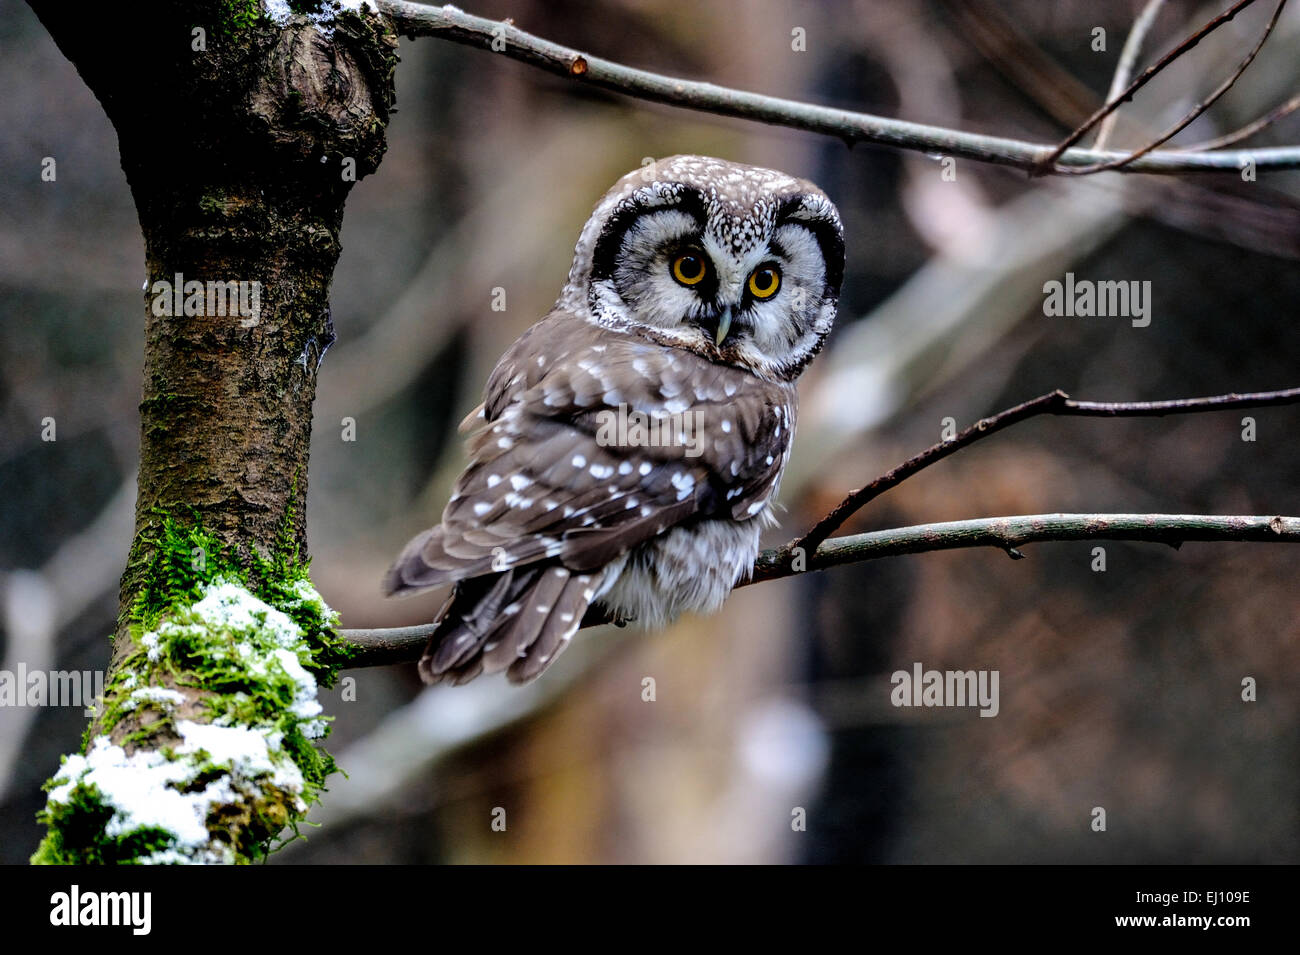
385, 155, 844, 685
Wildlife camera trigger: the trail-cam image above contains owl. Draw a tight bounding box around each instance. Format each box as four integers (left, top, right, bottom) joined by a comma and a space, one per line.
384, 155, 845, 685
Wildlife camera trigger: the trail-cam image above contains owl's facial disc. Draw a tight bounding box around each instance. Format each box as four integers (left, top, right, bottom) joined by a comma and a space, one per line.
580, 168, 844, 381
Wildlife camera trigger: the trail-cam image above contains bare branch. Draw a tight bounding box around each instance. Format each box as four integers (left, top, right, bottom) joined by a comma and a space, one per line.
1032, 0, 1266, 173
796, 386, 1300, 553
342, 384, 1300, 667
377, 0, 1300, 174
1176, 92, 1300, 150
339, 512, 1300, 667
1053, 0, 1289, 175
1094, 0, 1167, 151
759, 513, 1300, 580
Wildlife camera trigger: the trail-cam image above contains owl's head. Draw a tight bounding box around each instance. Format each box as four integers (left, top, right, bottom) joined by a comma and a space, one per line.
559, 155, 845, 382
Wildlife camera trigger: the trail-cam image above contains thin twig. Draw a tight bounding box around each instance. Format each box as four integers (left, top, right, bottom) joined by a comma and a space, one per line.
1176, 92, 1300, 150
1094, 0, 1167, 151
1055, 0, 1289, 175
795, 386, 1300, 554
339, 512, 1300, 666
1032, 0, 1262, 173
376, 0, 1300, 174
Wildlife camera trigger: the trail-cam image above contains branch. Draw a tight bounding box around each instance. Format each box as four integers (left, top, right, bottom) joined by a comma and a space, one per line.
1050, 0, 1290, 175
1033, 0, 1266, 172
1176, 92, 1300, 151
1093, 0, 1167, 151
758, 513, 1300, 579
796, 386, 1300, 554
339, 513, 1300, 666
377, 1, 1300, 174
342, 384, 1300, 667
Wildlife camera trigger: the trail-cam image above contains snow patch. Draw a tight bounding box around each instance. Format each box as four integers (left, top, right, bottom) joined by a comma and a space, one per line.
263, 0, 373, 36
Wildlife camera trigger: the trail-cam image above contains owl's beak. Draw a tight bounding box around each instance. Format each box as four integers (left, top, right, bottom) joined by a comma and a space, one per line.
714, 305, 733, 346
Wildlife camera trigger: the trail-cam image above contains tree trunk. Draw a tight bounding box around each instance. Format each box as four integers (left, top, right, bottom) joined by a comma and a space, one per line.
27, 1, 398, 864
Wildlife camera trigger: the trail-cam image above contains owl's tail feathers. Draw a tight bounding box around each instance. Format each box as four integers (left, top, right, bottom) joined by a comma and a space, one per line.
384, 526, 485, 596
383, 528, 444, 596
418, 565, 598, 686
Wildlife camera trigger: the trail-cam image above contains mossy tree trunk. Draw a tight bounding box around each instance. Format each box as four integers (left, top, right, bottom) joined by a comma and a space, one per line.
27, 1, 398, 863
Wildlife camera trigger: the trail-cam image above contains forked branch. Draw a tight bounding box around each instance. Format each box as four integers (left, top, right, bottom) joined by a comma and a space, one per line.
338, 386, 1300, 668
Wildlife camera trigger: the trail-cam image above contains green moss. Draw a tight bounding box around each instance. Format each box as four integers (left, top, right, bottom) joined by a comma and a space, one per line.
198, 194, 227, 216
34, 507, 353, 865
125, 505, 353, 682
33, 781, 178, 866
217, 0, 262, 35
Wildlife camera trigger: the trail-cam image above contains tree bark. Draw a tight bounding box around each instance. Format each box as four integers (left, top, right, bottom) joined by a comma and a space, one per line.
27, 1, 398, 863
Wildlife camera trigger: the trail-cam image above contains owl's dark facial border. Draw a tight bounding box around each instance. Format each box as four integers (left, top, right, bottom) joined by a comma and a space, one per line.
590, 185, 843, 305
589, 186, 708, 283
773, 195, 845, 301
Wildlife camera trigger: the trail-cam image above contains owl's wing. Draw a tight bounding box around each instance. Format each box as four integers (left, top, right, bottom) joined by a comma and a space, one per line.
383, 314, 795, 596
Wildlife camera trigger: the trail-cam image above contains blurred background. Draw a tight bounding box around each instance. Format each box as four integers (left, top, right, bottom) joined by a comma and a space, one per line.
1, 0, 1298, 863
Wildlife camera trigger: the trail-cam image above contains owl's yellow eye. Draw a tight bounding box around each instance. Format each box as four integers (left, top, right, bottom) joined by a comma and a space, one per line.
747, 265, 781, 299
671, 253, 708, 287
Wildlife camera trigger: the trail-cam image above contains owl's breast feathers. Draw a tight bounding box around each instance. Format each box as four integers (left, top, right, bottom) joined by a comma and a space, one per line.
383, 311, 797, 683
